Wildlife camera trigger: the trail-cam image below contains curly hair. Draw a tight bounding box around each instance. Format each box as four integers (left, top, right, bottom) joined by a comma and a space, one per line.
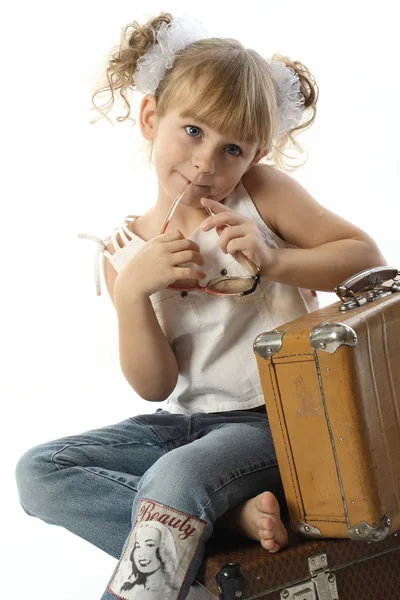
91, 12, 319, 172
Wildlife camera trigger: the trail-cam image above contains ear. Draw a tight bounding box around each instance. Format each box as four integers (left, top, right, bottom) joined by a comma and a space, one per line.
139, 95, 158, 141
243, 149, 269, 174
252, 149, 269, 164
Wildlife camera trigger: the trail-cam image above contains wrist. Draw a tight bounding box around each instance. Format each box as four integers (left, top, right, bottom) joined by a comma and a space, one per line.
260, 246, 279, 278
114, 275, 150, 308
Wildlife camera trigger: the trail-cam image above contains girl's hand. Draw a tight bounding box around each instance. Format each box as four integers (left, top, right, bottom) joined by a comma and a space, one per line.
115, 230, 206, 298
200, 197, 276, 273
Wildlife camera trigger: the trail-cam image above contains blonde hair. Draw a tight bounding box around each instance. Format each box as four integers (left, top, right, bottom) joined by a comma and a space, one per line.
128, 522, 180, 591
92, 13, 319, 172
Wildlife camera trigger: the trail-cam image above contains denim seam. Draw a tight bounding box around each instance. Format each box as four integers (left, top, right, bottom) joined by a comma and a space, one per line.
129, 416, 185, 449
79, 466, 140, 492
50, 441, 163, 471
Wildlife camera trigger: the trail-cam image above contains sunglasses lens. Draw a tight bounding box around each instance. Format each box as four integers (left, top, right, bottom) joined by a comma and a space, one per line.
208, 276, 255, 294
168, 276, 257, 294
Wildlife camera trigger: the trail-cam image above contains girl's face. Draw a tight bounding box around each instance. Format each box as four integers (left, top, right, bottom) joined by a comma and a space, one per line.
151, 106, 261, 208
133, 527, 162, 574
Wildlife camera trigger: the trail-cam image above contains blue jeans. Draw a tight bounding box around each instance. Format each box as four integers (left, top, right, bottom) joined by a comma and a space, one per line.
15, 408, 283, 599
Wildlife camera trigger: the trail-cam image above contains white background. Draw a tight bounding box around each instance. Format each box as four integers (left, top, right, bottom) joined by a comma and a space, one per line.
2, 0, 399, 598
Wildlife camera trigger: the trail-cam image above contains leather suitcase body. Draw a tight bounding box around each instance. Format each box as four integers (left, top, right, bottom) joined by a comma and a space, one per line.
192, 530, 400, 598
190, 267, 400, 600
253, 267, 400, 541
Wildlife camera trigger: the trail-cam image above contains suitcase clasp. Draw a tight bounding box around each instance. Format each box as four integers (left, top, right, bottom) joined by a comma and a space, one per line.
280, 552, 339, 600
335, 266, 400, 312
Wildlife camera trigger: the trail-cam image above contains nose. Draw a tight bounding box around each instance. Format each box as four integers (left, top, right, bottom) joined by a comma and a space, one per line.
192, 144, 216, 176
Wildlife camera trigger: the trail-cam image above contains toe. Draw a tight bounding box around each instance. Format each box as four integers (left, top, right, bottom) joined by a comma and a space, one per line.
261, 537, 275, 550
258, 491, 280, 515
269, 542, 281, 554
261, 538, 280, 553
260, 528, 274, 540
258, 516, 274, 531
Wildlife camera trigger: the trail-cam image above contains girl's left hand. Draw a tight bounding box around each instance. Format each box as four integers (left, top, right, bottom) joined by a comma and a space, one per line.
200, 197, 276, 273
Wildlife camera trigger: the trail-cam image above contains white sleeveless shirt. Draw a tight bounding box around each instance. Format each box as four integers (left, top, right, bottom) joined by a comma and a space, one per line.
79, 181, 319, 415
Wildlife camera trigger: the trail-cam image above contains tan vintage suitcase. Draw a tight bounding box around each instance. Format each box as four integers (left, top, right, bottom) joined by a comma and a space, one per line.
254, 266, 400, 542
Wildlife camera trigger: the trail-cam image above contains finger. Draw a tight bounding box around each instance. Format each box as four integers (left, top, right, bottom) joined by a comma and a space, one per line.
173, 266, 207, 281
171, 250, 205, 267
218, 225, 251, 253
202, 212, 248, 231
167, 238, 201, 253
159, 229, 186, 241
215, 225, 227, 236
224, 236, 256, 270
225, 235, 249, 256
200, 197, 233, 213
224, 236, 257, 270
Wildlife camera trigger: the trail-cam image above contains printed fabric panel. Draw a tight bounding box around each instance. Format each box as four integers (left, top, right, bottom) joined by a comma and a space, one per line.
108, 498, 207, 599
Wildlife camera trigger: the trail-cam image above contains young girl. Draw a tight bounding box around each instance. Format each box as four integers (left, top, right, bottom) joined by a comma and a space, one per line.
15, 12, 386, 600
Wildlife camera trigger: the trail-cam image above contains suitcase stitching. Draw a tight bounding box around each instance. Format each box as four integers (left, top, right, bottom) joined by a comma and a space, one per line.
313, 349, 351, 529
275, 353, 311, 359
269, 361, 304, 519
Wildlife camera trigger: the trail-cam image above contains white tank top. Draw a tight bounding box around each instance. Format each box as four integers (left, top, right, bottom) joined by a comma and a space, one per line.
79, 181, 319, 414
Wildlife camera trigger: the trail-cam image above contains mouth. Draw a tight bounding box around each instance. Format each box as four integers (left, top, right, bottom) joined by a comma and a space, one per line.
182, 174, 209, 188
138, 559, 151, 567
192, 183, 209, 189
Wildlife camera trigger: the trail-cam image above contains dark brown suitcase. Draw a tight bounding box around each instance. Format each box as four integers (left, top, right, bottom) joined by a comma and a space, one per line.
192, 528, 400, 599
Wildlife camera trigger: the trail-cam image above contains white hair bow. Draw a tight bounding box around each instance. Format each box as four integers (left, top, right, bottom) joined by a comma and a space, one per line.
134, 15, 304, 137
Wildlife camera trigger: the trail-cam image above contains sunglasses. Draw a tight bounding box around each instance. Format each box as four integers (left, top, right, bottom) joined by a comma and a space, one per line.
159, 182, 261, 296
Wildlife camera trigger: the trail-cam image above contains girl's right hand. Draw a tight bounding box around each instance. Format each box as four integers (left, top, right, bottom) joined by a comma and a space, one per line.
114, 230, 206, 299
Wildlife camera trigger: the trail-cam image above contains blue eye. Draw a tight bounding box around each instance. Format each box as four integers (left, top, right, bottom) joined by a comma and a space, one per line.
185, 125, 202, 138
185, 125, 242, 156
225, 144, 241, 156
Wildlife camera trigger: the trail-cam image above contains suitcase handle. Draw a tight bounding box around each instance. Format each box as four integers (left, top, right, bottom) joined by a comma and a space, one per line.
335, 266, 400, 311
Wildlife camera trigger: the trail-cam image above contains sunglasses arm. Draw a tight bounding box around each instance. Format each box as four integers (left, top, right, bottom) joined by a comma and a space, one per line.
205, 207, 261, 276
159, 182, 191, 235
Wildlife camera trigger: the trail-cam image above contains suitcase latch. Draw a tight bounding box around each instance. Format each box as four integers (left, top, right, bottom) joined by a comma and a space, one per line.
280, 553, 339, 600
335, 266, 400, 312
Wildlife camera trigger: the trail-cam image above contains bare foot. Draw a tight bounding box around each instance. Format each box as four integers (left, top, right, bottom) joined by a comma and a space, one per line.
235, 491, 288, 553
